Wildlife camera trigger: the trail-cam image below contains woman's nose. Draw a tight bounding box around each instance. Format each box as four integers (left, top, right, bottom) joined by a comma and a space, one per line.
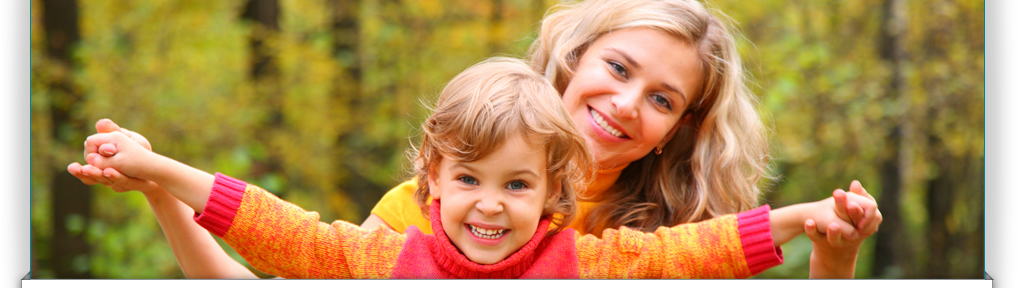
612, 88, 640, 119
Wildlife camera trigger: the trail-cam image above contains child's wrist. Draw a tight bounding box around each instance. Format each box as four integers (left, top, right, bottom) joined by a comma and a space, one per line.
141, 186, 172, 201
138, 153, 177, 186
810, 248, 858, 278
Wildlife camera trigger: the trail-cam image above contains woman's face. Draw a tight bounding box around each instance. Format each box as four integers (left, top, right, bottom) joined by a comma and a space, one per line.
561, 27, 703, 169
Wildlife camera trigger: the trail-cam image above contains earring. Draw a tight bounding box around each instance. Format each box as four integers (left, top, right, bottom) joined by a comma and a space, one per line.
654, 147, 663, 155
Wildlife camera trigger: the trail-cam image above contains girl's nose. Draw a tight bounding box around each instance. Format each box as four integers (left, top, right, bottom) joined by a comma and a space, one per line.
475, 194, 504, 217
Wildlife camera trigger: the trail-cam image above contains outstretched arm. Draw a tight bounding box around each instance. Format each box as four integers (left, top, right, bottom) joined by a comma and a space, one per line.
82, 127, 215, 215
194, 174, 403, 279
769, 181, 882, 279
136, 183, 260, 279
576, 206, 783, 279
768, 193, 860, 247
69, 119, 258, 279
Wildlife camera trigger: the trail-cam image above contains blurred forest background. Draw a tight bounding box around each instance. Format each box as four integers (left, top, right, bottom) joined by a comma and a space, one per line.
30, 0, 983, 279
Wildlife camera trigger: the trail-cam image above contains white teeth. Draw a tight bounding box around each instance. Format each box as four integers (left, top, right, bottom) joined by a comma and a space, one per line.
470, 225, 506, 239
590, 109, 625, 137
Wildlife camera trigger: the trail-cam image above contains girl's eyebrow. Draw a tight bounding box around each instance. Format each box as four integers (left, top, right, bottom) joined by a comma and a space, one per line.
452, 162, 539, 179
506, 169, 539, 178
450, 162, 478, 173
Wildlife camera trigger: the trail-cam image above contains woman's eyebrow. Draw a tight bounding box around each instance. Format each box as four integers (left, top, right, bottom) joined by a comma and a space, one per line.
606, 48, 641, 69
662, 83, 688, 104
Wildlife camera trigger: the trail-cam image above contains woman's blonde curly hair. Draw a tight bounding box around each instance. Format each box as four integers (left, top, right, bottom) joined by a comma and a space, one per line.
528, 0, 770, 235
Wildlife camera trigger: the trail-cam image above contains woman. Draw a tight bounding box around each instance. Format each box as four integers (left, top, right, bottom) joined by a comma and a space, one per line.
69, 0, 879, 279
363, 0, 877, 278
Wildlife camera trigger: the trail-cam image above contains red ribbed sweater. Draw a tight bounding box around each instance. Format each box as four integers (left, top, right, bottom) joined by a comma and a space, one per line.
195, 173, 783, 278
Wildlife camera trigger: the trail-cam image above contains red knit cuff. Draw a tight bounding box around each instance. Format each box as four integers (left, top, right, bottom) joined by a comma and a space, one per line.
193, 172, 247, 237
737, 204, 784, 275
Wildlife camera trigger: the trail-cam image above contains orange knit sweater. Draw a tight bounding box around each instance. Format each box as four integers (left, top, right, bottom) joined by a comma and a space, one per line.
195, 173, 783, 279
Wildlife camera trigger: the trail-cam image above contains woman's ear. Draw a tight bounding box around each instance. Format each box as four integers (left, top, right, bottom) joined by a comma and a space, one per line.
658, 113, 692, 149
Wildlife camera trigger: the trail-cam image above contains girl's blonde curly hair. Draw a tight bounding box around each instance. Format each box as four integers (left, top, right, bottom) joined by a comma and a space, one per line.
411, 57, 595, 232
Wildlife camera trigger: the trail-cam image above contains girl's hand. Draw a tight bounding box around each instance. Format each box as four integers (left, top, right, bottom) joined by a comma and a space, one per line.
83, 130, 161, 181
67, 162, 160, 193
67, 119, 162, 194
805, 180, 883, 278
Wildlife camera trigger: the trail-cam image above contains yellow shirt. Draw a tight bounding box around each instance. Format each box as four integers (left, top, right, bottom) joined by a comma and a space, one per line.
370, 165, 627, 235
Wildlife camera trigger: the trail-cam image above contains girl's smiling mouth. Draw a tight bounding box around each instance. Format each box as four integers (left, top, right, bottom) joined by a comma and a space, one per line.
465, 224, 510, 245
588, 106, 630, 142
470, 225, 507, 239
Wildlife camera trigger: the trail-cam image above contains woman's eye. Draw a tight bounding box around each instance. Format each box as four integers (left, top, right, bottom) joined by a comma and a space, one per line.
506, 180, 528, 190
458, 176, 478, 185
651, 94, 673, 110
608, 61, 628, 78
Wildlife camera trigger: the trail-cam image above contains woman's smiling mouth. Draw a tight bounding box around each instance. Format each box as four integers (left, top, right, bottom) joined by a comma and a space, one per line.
589, 107, 629, 140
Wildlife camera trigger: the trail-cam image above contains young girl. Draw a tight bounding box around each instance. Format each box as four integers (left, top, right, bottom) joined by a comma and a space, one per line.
79, 58, 876, 278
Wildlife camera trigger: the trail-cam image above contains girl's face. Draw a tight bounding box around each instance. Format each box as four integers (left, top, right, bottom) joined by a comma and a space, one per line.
428, 134, 557, 265
561, 27, 703, 169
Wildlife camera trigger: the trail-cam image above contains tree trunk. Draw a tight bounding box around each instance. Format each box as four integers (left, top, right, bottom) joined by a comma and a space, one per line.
326, 0, 386, 219
241, 0, 283, 188
242, 0, 279, 80
923, 138, 956, 278
42, 0, 93, 279
871, 0, 908, 278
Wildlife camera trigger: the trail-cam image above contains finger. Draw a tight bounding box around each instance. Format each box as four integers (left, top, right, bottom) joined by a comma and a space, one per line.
121, 128, 153, 151
832, 218, 859, 242
103, 168, 134, 192
85, 152, 117, 171
67, 162, 82, 175
99, 143, 118, 157
67, 163, 101, 186
861, 206, 883, 235
804, 219, 825, 243
827, 221, 846, 247
846, 200, 866, 229
850, 180, 875, 202
95, 118, 122, 134
84, 132, 130, 164
80, 164, 113, 186
833, 189, 853, 226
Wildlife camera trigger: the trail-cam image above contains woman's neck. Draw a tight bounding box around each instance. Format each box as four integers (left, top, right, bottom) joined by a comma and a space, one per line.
579, 163, 628, 200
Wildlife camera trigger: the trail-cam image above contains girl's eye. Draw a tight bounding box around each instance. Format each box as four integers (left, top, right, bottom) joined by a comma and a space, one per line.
651, 94, 673, 111
458, 176, 478, 185
608, 61, 628, 79
506, 180, 528, 190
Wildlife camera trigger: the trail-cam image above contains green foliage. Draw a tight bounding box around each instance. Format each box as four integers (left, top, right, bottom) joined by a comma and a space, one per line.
715, 0, 983, 278
31, 0, 982, 279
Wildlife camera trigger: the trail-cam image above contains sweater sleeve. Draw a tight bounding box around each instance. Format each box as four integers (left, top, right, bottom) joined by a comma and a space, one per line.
574, 205, 783, 279
194, 173, 405, 279
369, 180, 433, 234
